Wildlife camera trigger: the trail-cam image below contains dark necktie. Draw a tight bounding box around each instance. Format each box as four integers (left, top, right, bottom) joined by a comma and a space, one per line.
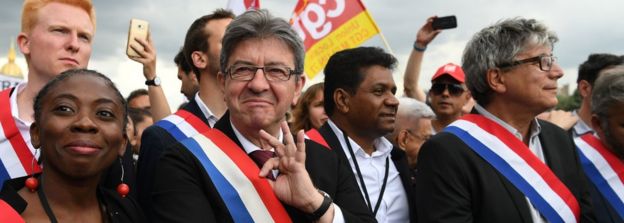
249, 150, 276, 180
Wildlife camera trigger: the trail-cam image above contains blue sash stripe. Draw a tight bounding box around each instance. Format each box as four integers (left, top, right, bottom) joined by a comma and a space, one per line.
180, 137, 255, 223
577, 149, 624, 221
0, 160, 10, 189
445, 126, 565, 223
155, 120, 187, 141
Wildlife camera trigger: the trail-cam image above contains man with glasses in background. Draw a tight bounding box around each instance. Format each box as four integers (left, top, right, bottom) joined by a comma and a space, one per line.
415, 18, 595, 222
428, 63, 471, 133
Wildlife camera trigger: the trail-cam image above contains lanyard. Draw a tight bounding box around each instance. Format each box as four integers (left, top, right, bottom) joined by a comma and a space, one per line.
342, 131, 389, 216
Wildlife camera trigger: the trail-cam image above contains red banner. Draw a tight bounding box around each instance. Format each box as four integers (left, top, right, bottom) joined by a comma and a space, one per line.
290, 0, 380, 79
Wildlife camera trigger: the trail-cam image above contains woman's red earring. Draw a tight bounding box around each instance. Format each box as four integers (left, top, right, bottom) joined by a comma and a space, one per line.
117, 157, 130, 197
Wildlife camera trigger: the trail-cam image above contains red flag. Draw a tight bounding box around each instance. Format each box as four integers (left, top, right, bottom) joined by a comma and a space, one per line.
290, 0, 381, 79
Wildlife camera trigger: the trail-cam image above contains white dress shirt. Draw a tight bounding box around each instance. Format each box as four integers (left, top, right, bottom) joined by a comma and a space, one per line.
475, 104, 547, 223
327, 120, 409, 223
229, 120, 345, 223
571, 110, 595, 138
6, 82, 36, 154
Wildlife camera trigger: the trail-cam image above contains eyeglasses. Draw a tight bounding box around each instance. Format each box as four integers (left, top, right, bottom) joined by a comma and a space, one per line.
406, 129, 432, 141
498, 55, 557, 72
227, 64, 298, 82
430, 83, 465, 96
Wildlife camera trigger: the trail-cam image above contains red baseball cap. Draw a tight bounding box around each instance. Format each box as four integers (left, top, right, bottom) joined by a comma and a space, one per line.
431, 63, 465, 83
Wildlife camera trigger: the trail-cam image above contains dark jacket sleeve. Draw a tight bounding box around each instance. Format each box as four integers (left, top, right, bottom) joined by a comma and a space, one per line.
135, 125, 175, 220
415, 133, 473, 223
149, 142, 229, 223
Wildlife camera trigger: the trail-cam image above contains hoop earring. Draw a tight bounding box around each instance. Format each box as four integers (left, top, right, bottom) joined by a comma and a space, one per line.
116, 157, 130, 198
25, 148, 39, 192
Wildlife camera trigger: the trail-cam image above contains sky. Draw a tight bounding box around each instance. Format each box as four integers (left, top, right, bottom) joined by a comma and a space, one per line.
1, 0, 623, 110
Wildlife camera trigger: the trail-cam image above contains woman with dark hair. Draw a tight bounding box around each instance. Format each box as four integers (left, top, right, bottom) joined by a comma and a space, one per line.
0, 69, 144, 222
291, 82, 328, 133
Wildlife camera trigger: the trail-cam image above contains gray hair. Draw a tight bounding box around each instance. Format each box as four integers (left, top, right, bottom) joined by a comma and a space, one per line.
220, 9, 305, 76
386, 97, 435, 143
591, 70, 624, 121
397, 97, 436, 121
462, 18, 558, 106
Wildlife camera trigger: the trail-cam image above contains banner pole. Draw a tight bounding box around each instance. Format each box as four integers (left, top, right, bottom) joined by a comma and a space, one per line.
378, 31, 394, 55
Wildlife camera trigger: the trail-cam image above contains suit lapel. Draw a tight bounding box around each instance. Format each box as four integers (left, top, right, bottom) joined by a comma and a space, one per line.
214, 111, 245, 150
390, 147, 417, 222
319, 123, 350, 163
184, 98, 210, 125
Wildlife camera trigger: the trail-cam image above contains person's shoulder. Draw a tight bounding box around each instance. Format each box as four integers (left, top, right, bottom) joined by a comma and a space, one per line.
100, 188, 146, 222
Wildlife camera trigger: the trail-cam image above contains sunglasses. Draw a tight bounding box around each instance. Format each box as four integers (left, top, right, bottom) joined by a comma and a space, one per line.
430, 83, 465, 96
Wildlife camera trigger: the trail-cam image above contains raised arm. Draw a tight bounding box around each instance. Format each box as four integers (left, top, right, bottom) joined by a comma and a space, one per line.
404, 16, 442, 101
129, 34, 172, 121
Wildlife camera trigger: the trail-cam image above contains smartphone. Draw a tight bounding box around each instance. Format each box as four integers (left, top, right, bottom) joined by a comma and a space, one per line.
126, 19, 149, 57
431, 16, 457, 30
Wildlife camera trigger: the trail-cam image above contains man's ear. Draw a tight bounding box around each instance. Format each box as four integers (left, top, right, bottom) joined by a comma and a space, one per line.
17, 32, 30, 56
191, 51, 208, 70
397, 130, 410, 150
334, 89, 351, 114
486, 68, 506, 93
578, 80, 592, 99
30, 122, 40, 149
291, 75, 306, 106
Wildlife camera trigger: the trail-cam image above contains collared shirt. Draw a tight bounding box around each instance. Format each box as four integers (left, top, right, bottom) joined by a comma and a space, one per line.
195, 93, 219, 128
327, 120, 409, 223
571, 110, 595, 138
229, 120, 345, 223
475, 104, 546, 223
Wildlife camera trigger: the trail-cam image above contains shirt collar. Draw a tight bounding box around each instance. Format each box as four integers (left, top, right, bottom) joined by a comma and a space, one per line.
195, 93, 218, 127
572, 110, 594, 136
230, 120, 282, 154
327, 119, 394, 157
10, 82, 31, 126
474, 104, 542, 140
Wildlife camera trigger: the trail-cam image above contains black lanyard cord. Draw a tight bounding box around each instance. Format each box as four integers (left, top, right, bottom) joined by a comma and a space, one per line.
342, 131, 390, 216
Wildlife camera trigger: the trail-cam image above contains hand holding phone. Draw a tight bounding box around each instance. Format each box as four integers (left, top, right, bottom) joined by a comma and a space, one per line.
431, 16, 457, 30
126, 19, 149, 57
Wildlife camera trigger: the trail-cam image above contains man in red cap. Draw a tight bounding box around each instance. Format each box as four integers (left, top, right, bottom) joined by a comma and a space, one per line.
428, 63, 472, 133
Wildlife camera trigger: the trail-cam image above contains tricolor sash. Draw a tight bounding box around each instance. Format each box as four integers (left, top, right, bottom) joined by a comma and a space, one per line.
304, 128, 330, 149
154, 109, 211, 141
575, 133, 624, 220
0, 199, 24, 223
444, 114, 580, 223
179, 129, 291, 223
0, 88, 41, 188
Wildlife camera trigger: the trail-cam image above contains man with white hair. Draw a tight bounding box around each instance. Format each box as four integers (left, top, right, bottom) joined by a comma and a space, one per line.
386, 97, 435, 169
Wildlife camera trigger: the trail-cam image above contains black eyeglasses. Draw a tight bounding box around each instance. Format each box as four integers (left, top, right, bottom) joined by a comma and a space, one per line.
498, 55, 557, 72
430, 83, 465, 96
227, 64, 298, 82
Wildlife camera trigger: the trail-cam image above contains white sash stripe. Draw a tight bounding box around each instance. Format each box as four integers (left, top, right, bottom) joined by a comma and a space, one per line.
194, 135, 275, 222
574, 138, 624, 202
0, 127, 27, 178
452, 120, 577, 222
161, 115, 199, 137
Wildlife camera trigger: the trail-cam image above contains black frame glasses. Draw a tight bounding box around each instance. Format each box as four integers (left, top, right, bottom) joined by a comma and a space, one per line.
498, 55, 557, 72
226, 64, 298, 82
430, 83, 465, 96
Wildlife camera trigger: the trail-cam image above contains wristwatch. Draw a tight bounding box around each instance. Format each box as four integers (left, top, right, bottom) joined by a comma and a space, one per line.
307, 189, 332, 221
145, 76, 161, 86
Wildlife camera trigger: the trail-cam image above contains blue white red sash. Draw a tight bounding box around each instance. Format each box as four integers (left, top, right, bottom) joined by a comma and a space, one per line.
154, 109, 211, 141
179, 129, 291, 223
304, 128, 330, 149
0, 199, 24, 223
444, 114, 580, 223
0, 88, 41, 188
575, 133, 624, 220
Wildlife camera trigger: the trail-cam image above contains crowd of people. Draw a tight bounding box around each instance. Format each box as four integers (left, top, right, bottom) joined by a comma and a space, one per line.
1, 0, 623, 222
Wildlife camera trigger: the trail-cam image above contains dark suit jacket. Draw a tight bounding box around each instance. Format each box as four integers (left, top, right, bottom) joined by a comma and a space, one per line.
318, 122, 418, 222
415, 119, 595, 223
148, 112, 375, 223
136, 98, 209, 221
